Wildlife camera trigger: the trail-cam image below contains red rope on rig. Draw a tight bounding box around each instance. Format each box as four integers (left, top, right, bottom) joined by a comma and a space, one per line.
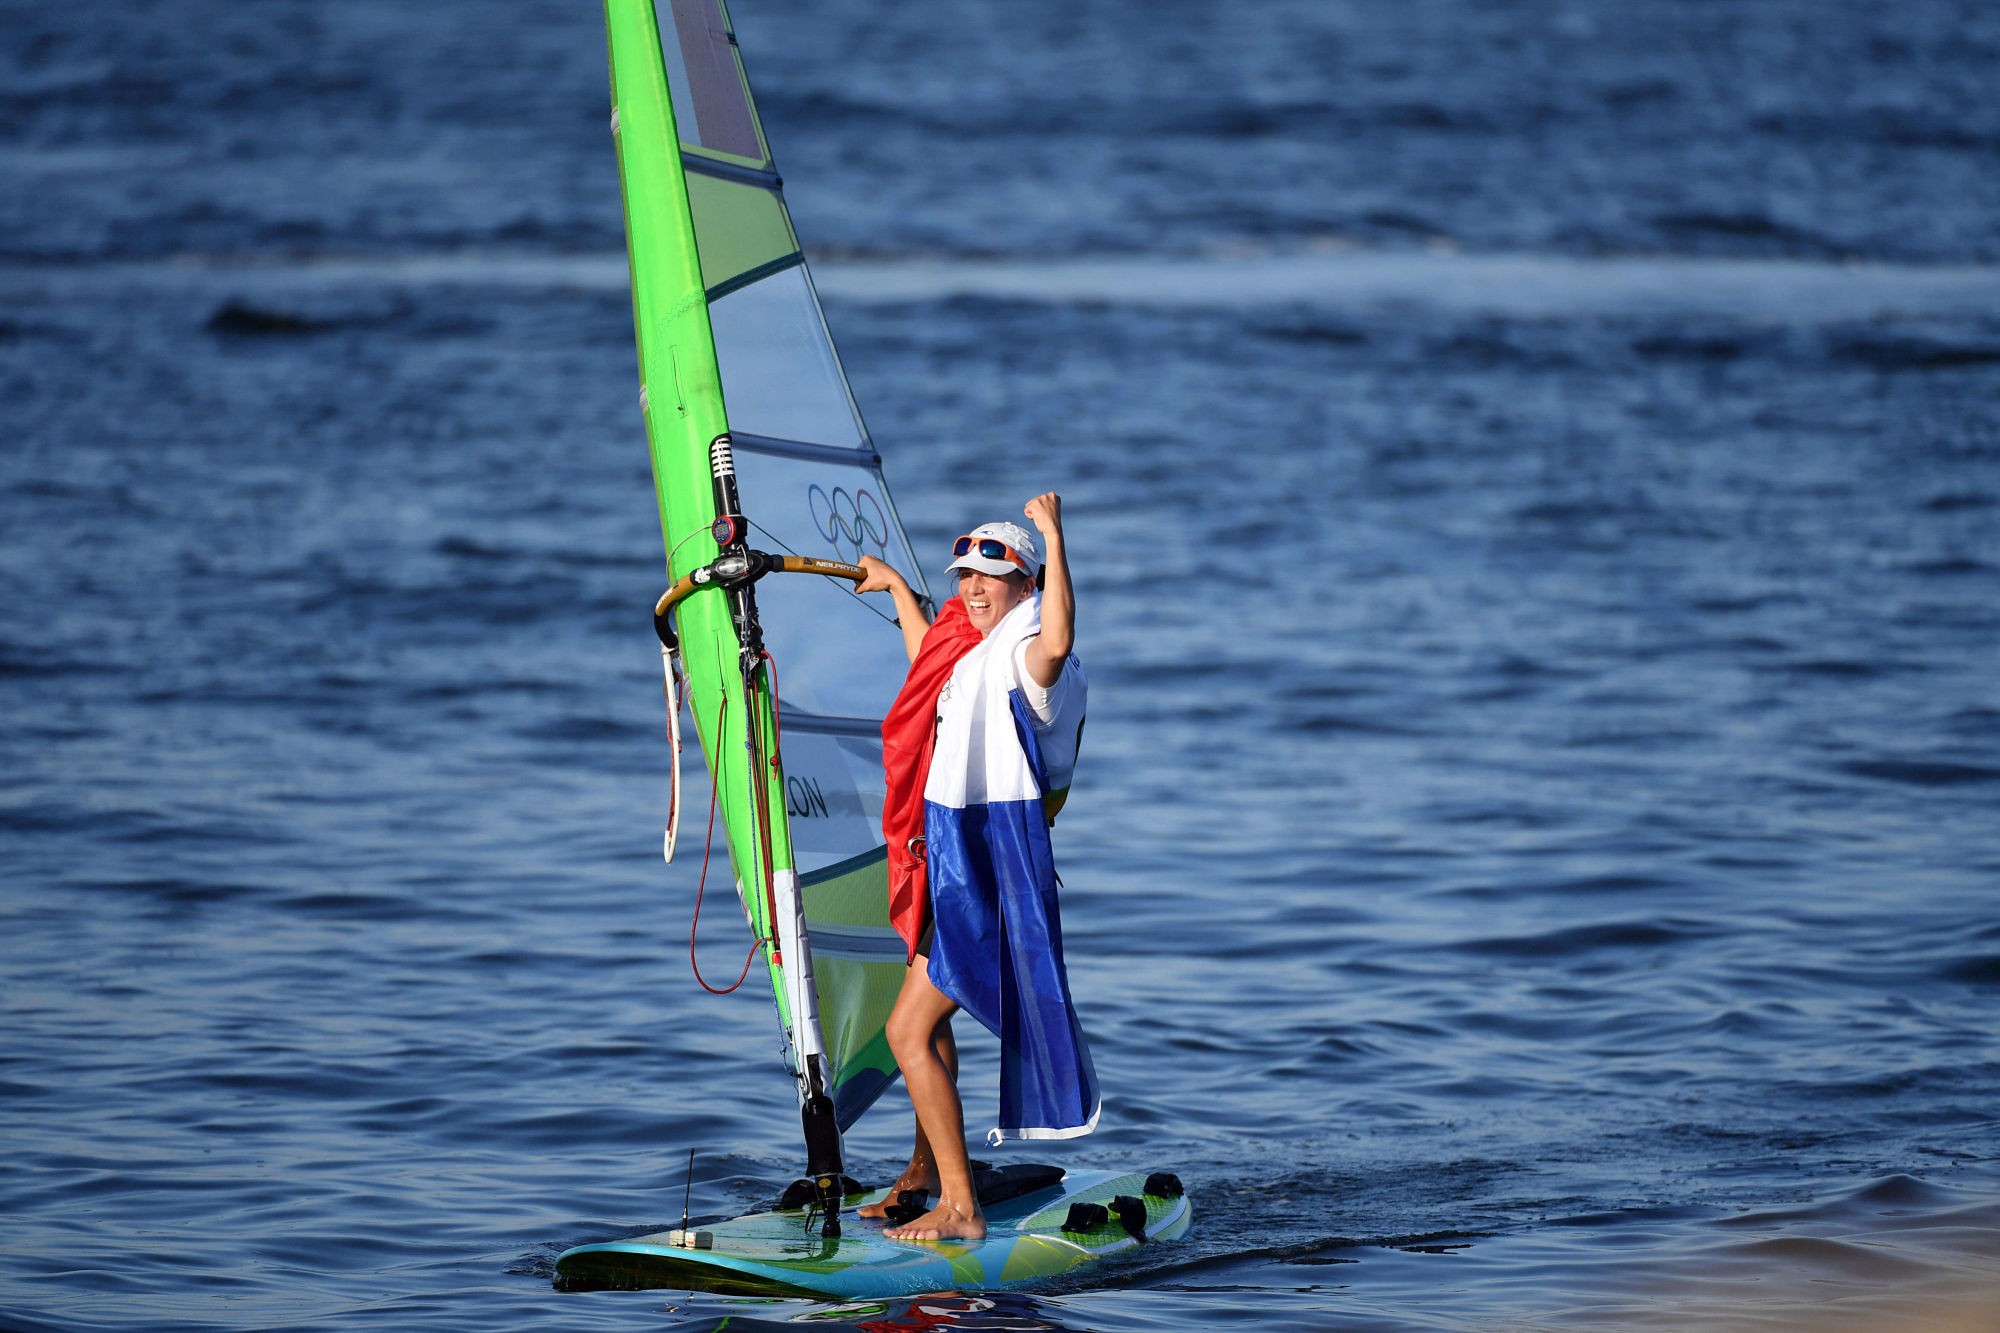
760, 650, 784, 759
688, 689, 762, 995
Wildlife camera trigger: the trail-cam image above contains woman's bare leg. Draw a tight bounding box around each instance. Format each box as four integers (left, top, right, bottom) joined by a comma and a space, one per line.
857, 1015, 956, 1218
879, 956, 985, 1241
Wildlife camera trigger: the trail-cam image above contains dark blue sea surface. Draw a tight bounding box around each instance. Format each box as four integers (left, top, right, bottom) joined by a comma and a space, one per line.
4, 2, 1999, 1329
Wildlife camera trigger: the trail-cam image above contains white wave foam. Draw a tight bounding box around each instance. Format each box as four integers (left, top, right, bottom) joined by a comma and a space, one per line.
814, 251, 2000, 322
4, 249, 1997, 322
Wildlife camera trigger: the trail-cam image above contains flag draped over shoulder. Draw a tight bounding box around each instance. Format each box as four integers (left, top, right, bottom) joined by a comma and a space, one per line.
921, 597, 1099, 1143
881, 597, 980, 961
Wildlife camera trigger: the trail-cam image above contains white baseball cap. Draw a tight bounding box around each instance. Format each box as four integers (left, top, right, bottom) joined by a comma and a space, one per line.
946, 521, 1041, 578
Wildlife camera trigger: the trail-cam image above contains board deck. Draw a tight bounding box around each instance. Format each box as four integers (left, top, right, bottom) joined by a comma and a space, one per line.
555, 1166, 1190, 1298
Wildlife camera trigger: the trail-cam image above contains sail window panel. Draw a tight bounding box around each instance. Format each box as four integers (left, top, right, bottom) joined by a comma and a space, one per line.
730, 449, 927, 617
662, 0, 767, 164
768, 730, 885, 871
747, 563, 910, 722
686, 172, 798, 294
709, 265, 867, 450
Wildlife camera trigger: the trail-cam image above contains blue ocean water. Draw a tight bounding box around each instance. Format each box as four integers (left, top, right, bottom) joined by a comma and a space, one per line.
4, 2, 1999, 1329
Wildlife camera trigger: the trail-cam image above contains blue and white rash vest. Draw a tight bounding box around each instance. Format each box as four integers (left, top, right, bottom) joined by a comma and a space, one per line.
923, 594, 1099, 1143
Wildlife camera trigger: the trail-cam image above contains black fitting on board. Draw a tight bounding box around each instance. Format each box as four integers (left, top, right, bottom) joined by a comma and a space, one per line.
1061, 1201, 1108, 1234
1110, 1195, 1148, 1242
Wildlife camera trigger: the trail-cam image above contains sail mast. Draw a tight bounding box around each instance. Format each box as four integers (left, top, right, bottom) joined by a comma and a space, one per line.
604, 0, 846, 1232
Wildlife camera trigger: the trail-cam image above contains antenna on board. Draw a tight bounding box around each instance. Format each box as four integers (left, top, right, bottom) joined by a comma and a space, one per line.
669, 1148, 711, 1250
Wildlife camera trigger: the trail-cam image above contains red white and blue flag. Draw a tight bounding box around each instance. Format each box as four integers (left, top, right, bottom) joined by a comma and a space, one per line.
919, 598, 1099, 1143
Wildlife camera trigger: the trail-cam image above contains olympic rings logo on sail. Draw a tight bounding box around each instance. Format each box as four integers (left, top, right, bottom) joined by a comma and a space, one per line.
808, 484, 889, 561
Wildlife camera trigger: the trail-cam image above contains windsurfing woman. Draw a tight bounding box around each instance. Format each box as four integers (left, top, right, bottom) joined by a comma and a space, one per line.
853, 492, 1099, 1242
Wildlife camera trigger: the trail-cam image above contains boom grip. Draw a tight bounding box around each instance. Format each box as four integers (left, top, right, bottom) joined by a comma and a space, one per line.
774, 555, 865, 583
653, 553, 866, 619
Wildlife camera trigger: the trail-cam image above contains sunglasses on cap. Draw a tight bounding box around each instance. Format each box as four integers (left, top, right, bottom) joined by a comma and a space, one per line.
952, 534, 1033, 572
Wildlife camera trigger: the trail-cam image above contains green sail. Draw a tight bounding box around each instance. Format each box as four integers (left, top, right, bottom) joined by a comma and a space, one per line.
604, 0, 927, 1133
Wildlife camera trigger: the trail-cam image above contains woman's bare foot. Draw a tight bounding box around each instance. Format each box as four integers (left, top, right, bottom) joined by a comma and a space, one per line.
857, 1184, 934, 1221
882, 1196, 985, 1242
857, 1163, 940, 1220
